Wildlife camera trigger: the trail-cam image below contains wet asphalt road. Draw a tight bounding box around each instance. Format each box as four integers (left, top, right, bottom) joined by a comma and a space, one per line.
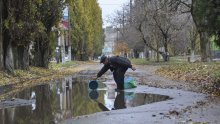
61, 63, 220, 124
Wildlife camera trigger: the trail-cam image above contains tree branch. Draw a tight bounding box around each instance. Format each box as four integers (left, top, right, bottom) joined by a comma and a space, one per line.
137, 23, 163, 54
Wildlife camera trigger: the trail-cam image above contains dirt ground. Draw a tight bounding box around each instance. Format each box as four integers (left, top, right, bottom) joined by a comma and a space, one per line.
62, 63, 220, 124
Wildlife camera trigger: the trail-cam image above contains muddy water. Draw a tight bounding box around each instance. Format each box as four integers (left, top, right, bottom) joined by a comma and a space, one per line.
0, 75, 170, 124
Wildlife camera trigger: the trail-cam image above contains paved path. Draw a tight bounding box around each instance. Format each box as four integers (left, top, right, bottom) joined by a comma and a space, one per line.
61, 63, 220, 124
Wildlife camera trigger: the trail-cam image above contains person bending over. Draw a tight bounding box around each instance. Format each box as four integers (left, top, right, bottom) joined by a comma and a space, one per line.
95, 55, 136, 90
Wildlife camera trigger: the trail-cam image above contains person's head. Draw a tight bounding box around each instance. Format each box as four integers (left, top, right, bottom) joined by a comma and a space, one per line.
100, 55, 108, 64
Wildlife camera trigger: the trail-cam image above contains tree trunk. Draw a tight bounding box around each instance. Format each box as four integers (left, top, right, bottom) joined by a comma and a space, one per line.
16, 45, 29, 70
191, 0, 212, 62
32, 40, 41, 67
156, 41, 160, 62
43, 42, 50, 68
4, 39, 14, 74
0, 0, 3, 70
133, 49, 139, 58
190, 32, 197, 62
200, 31, 211, 62
13, 46, 18, 69
2, 0, 15, 73
33, 39, 50, 68
164, 40, 168, 54
144, 46, 149, 61
162, 39, 169, 62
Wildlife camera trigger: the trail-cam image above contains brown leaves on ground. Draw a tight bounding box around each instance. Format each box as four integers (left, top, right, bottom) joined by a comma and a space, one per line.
155, 62, 220, 95
0, 61, 85, 86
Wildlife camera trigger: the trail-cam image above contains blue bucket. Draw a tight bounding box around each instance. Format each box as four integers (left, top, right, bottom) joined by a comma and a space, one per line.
89, 80, 98, 90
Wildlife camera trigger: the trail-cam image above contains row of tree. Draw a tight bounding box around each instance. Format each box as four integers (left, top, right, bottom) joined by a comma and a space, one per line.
67, 0, 103, 60
0, 0, 65, 73
109, 0, 220, 62
0, 0, 104, 73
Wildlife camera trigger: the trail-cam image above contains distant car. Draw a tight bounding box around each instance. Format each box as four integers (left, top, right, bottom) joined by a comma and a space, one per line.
98, 56, 101, 60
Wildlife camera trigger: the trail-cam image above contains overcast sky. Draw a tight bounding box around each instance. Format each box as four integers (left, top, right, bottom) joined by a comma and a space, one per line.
98, 0, 129, 27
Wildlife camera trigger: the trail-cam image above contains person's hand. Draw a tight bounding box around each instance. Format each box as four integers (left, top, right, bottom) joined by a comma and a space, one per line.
92, 76, 98, 80
131, 67, 136, 71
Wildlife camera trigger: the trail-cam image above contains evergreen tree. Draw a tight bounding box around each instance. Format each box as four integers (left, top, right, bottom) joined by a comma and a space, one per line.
67, 0, 103, 60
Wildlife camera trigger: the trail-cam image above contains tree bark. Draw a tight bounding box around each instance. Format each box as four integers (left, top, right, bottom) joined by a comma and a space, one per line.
4, 39, 14, 74
43, 42, 50, 68
16, 45, 29, 70
32, 39, 50, 68
156, 42, 160, 62
190, 29, 197, 62
2, 0, 15, 73
162, 39, 169, 61
133, 49, 139, 58
200, 31, 211, 62
144, 46, 149, 61
0, 0, 3, 70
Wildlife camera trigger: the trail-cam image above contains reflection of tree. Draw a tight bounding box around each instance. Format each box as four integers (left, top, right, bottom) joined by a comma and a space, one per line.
71, 80, 104, 116
0, 88, 37, 123
15, 85, 56, 123
0, 76, 172, 123
0, 84, 57, 124
31, 85, 55, 123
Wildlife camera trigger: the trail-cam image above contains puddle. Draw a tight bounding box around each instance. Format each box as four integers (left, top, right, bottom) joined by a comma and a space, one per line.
0, 76, 171, 124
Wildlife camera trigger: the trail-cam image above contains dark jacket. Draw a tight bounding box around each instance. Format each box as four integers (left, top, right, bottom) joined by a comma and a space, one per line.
97, 56, 132, 78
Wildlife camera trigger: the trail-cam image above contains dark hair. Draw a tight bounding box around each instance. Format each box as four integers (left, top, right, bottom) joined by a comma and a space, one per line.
100, 55, 107, 63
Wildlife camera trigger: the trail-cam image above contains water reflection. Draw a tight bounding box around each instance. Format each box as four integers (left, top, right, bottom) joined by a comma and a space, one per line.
89, 90, 109, 111
89, 90, 170, 111
0, 76, 170, 124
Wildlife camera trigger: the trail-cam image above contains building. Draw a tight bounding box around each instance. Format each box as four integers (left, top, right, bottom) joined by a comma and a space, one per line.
54, 6, 71, 63
102, 26, 118, 56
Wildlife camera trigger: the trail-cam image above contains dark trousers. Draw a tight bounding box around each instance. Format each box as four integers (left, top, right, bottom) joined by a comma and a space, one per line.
113, 67, 128, 89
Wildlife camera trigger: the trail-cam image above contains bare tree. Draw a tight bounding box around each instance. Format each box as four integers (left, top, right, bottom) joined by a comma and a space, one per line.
131, 0, 190, 61
169, 0, 220, 62
131, 0, 165, 60
107, 0, 191, 61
